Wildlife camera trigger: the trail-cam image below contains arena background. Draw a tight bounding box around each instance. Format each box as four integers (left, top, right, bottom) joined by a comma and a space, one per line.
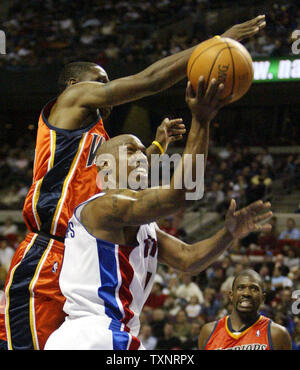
0, 0, 299, 350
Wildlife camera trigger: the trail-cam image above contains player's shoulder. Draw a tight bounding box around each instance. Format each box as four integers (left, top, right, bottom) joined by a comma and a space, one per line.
270, 321, 292, 350
198, 320, 218, 350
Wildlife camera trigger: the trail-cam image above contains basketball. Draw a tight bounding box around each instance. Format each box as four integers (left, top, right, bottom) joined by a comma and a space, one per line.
187, 36, 254, 103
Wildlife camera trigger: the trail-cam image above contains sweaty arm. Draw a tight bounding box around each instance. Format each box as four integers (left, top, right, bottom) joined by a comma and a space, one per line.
156, 226, 234, 275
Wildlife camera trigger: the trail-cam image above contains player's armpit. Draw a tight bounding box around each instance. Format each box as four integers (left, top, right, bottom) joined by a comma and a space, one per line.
270, 322, 292, 350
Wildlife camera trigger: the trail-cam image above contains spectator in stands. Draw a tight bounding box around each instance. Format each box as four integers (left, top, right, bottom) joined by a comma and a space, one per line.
205, 181, 225, 211
0, 239, 15, 274
261, 147, 274, 168
182, 322, 201, 350
220, 263, 244, 295
138, 324, 158, 350
155, 323, 182, 350
0, 217, 18, 237
149, 308, 166, 340
173, 309, 191, 343
185, 295, 202, 319
200, 287, 221, 322
271, 265, 293, 290
292, 320, 300, 350
144, 282, 168, 310
250, 167, 272, 202
279, 218, 300, 240
176, 273, 204, 305
282, 245, 300, 270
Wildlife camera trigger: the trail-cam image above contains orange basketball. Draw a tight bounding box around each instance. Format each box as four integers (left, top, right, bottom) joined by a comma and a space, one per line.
187, 36, 254, 103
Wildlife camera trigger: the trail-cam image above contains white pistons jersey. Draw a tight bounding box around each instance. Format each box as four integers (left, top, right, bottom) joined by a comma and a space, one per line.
46, 193, 158, 350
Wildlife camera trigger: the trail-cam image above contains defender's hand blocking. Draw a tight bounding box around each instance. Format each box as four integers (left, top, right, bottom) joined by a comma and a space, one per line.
155, 118, 186, 152
185, 77, 228, 123
221, 15, 266, 42
225, 199, 272, 240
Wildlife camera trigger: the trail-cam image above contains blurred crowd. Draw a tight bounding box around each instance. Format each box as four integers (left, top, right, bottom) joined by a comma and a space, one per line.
1, 0, 300, 70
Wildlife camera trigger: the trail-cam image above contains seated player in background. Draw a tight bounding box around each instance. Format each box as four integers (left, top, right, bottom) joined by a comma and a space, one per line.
45, 78, 272, 350
198, 269, 292, 350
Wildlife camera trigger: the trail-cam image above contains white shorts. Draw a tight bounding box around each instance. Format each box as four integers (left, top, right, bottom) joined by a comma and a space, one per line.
44, 315, 144, 350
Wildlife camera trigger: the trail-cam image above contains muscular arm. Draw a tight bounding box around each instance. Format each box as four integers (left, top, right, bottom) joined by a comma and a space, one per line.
271, 322, 292, 350
62, 46, 198, 110
156, 227, 234, 274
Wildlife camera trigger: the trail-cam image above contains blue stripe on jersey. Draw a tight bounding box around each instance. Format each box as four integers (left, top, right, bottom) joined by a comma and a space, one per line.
96, 240, 123, 321
108, 320, 130, 350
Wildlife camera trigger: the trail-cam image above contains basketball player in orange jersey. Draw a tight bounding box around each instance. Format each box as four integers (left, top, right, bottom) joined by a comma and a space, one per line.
198, 269, 292, 350
0, 15, 266, 350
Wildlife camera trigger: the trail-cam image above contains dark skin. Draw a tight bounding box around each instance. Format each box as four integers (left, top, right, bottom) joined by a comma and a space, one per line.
47, 16, 266, 132
198, 273, 292, 350
81, 78, 272, 275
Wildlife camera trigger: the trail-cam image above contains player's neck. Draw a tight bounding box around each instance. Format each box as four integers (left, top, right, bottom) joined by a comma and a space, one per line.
229, 311, 260, 332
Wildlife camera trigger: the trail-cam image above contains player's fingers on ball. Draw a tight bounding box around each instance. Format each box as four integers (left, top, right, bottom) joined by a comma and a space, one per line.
214, 83, 224, 102
186, 81, 193, 100
197, 76, 205, 98
205, 78, 218, 100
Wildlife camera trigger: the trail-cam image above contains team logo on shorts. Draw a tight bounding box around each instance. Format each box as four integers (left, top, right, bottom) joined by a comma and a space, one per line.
52, 261, 59, 273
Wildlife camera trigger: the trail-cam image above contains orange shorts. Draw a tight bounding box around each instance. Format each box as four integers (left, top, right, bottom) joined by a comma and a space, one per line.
0, 232, 66, 350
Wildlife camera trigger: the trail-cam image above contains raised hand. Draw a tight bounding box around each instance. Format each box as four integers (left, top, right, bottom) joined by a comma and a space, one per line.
185, 76, 229, 123
155, 118, 186, 152
225, 199, 272, 240
221, 15, 266, 42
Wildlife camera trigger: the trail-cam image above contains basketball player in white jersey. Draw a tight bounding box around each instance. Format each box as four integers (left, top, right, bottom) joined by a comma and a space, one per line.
45, 77, 272, 350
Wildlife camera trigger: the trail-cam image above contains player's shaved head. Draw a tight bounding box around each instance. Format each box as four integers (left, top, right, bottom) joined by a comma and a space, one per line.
58, 61, 107, 92
96, 135, 141, 156
232, 269, 264, 291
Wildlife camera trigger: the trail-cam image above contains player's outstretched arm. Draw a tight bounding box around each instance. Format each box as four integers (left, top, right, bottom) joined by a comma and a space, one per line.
61, 44, 202, 110
271, 322, 292, 350
155, 199, 272, 275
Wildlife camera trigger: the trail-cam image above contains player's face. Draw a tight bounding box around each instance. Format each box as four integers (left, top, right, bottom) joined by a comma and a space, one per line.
230, 275, 265, 315
119, 137, 148, 189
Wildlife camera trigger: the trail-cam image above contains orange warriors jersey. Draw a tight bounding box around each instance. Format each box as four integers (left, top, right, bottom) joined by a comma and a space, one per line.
204, 315, 273, 350
0, 99, 109, 350
23, 99, 109, 238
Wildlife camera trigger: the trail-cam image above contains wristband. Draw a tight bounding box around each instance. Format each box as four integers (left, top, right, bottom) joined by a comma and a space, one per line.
152, 140, 164, 155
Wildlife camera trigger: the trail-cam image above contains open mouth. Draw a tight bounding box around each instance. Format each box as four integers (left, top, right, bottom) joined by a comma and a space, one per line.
239, 299, 254, 308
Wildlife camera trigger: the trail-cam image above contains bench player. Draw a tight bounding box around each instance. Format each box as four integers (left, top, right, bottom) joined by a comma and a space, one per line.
198, 269, 292, 350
